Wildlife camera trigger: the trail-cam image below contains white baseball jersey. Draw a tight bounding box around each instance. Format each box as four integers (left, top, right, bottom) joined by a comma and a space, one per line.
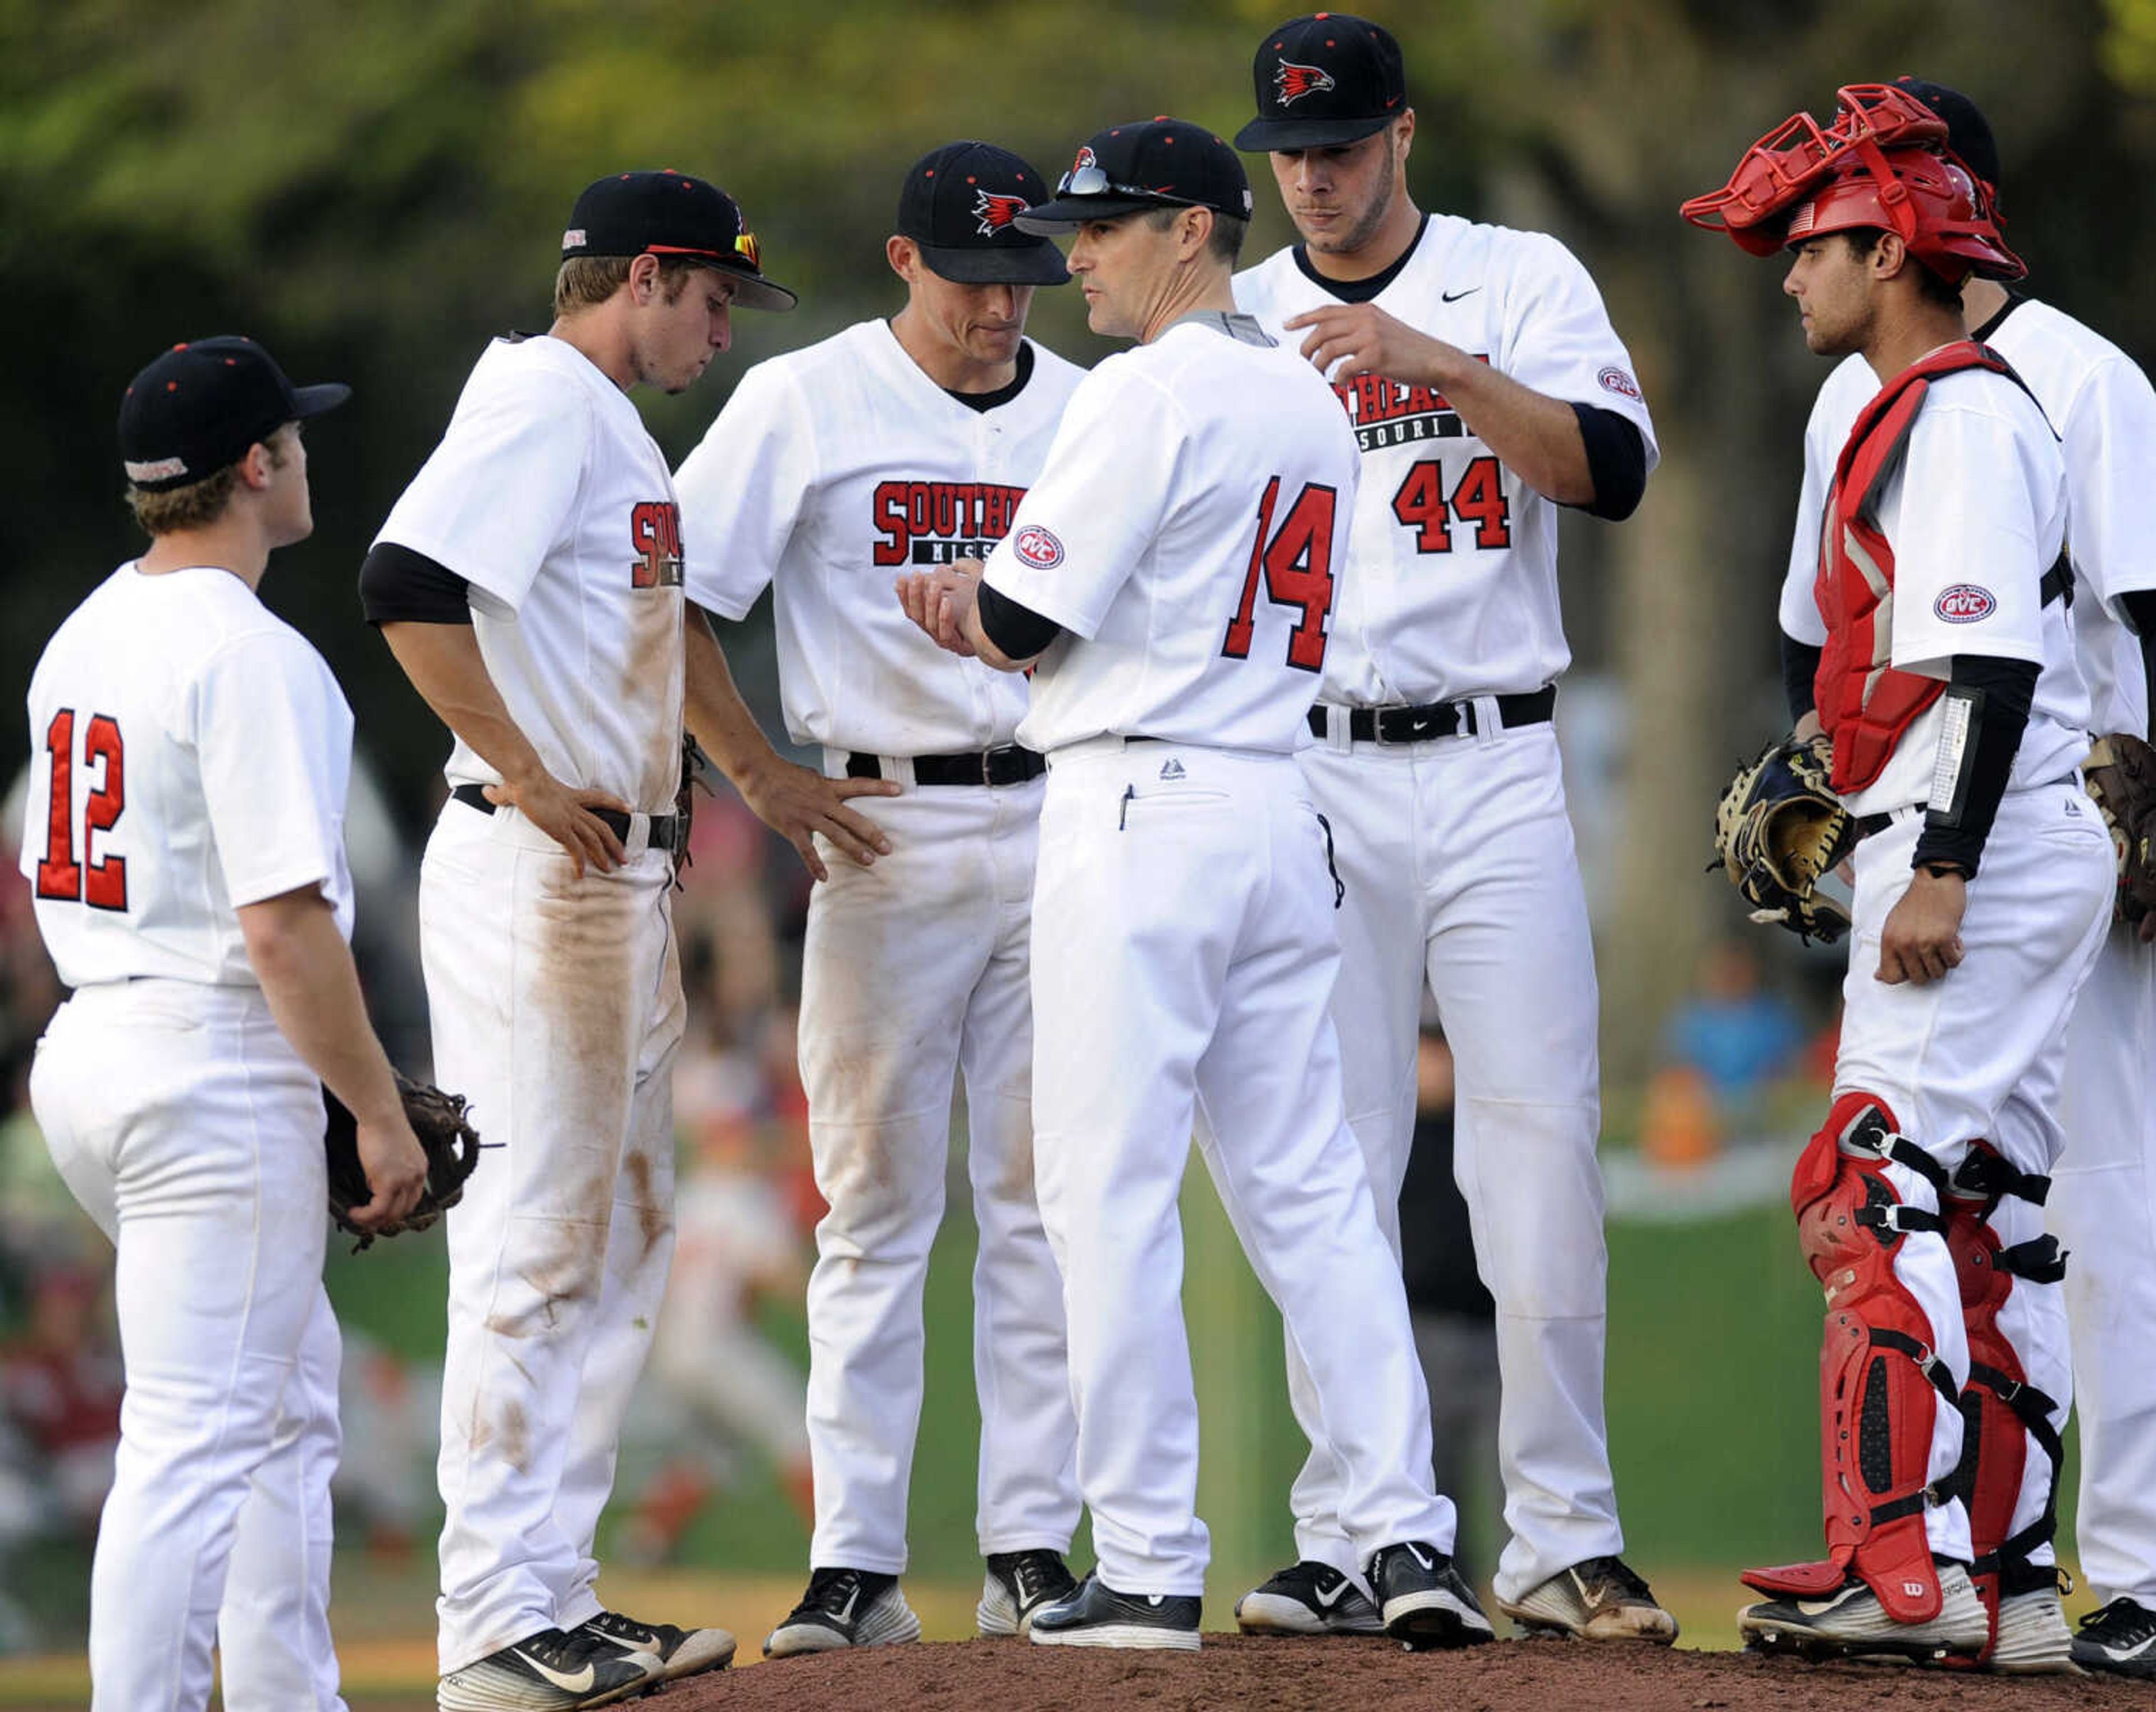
374, 335, 686, 812
674, 322, 1083, 756
984, 318, 1359, 754
22, 564, 354, 989
1788, 301, 2156, 736
1235, 214, 1659, 704
1783, 362, 2085, 817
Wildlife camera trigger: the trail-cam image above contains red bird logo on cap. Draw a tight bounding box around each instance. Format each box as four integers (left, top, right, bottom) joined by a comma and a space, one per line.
1275, 59, 1338, 104
1073, 145, 1099, 171
974, 190, 1029, 237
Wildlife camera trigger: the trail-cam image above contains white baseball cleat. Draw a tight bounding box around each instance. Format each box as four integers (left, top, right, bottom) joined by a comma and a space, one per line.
1987, 1584, 2081, 1674
1496, 1555, 1678, 1643
1737, 1562, 1989, 1664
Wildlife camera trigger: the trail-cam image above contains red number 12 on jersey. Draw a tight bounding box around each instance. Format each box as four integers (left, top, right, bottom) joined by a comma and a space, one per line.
1222, 477, 1339, 673
36, 708, 129, 911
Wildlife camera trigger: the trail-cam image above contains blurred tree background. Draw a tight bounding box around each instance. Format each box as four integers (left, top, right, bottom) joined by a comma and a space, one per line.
6, 0, 2150, 1072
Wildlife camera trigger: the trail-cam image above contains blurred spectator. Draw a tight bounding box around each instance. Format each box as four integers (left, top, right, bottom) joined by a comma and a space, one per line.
1643, 939, 1810, 1168
1397, 1026, 1507, 1588
331, 1328, 441, 1561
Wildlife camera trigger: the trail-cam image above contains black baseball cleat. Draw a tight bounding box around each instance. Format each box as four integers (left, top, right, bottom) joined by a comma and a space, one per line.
570, 1608, 736, 1682
1235, 1559, 1386, 1635
435, 1625, 659, 1710
1367, 1540, 1495, 1650
2073, 1596, 2156, 1678
762, 1566, 921, 1657
978, 1548, 1080, 1636
1027, 1571, 1202, 1651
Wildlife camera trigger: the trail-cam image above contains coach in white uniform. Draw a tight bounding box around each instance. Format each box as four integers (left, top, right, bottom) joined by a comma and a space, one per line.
1685, 84, 2111, 1669
674, 141, 1084, 1656
899, 117, 1487, 1655
1780, 82, 2156, 1679
362, 173, 847, 1711
1227, 12, 1674, 1644
27, 337, 427, 1712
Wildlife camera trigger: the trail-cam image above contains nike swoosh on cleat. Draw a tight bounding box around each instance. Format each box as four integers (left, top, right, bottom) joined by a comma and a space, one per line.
2111, 1635, 2156, 1660
1404, 1543, 1435, 1571
520, 1660, 597, 1693
1312, 1580, 1349, 1609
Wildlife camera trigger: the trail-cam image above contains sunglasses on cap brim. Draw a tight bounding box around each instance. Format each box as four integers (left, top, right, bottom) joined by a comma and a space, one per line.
646, 231, 764, 272
1054, 165, 1202, 207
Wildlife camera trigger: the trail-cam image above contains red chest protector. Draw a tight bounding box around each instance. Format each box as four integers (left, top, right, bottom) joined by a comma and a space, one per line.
1813, 341, 2013, 793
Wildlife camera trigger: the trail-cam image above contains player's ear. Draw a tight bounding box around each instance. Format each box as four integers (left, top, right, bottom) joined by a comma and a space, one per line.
1395, 109, 1415, 163
627, 251, 663, 304
886, 235, 918, 285
1872, 230, 1910, 283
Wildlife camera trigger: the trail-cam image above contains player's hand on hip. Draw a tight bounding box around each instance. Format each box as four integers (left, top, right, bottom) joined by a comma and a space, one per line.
1876, 867, 1967, 986
1284, 301, 1447, 385
349, 1113, 429, 1233
896, 569, 981, 657
736, 753, 896, 882
483, 773, 629, 877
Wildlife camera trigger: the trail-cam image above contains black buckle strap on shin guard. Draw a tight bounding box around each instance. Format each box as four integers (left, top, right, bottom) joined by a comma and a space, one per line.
1841, 1106, 1952, 1195
1965, 1363, 2067, 1587
1872, 1328, 1961, 1404
1993, 1234, 2068, 1284
1951, 1147, 2053, 1210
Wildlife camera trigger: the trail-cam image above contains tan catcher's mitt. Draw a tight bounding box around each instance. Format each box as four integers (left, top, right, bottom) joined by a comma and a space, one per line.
1711, 732, 1858, 945
324, 1070, 482, 1250
2082, 732, 2156, 924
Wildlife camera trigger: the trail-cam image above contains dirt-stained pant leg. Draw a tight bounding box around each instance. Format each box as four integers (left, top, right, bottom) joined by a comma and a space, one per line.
426, 802, 677, 1673
799, 786, 1062, 1573
555, 894, 686, 1624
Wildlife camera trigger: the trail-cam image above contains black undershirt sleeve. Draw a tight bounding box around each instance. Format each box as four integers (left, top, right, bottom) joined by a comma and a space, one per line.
2118, 587, 2156, 741
359, 542, 472, 625
1911, 653, 2038, 877
975, 580, 1062, 661
1782, 633, 1822, 724
1568, 404, 1648, 522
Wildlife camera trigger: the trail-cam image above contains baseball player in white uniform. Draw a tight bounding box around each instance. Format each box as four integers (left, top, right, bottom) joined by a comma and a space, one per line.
363, 171, 834, 1711
1226, 13, 1675, 1644
898, 117, 1488, 1654
1684, 81, 2112, 1669
672, 140, 1085, 1656
1779, 82, 2156, 1679
26, 336, 428, 1711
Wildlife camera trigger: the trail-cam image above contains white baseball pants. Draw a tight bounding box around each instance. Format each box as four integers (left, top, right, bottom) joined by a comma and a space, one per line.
797, 777, 1077, 1572
2050, 920, 2156, 1605
1837, 783, 2112, 1564
1034, 741, 1452, 1596
422, 800, 683, 1673
1295, 724, 1616, 1603
32, 978, 346, 1712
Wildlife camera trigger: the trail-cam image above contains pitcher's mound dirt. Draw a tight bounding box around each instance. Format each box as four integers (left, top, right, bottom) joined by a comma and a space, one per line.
668, 1634, 2154, 1711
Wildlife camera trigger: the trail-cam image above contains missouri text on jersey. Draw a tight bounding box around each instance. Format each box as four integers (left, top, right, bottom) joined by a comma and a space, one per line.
1332, 361, 1488, 451
873, 480, 1029, 565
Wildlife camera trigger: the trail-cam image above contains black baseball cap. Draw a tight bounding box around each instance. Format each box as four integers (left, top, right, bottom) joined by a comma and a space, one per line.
1235, 13, 1408, 152
1890, 77, 2003, 199
562, 169, 798, 312
896, 142, 1070, 286
1015, 119, 1254, 233
118, 337, 349, 492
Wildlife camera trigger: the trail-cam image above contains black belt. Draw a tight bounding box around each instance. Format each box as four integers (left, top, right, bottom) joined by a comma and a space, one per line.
451, 782, 678, 850
847, 745, 1045, 788
1309, 685, 1557, 745
1855, 802, 1927, 840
